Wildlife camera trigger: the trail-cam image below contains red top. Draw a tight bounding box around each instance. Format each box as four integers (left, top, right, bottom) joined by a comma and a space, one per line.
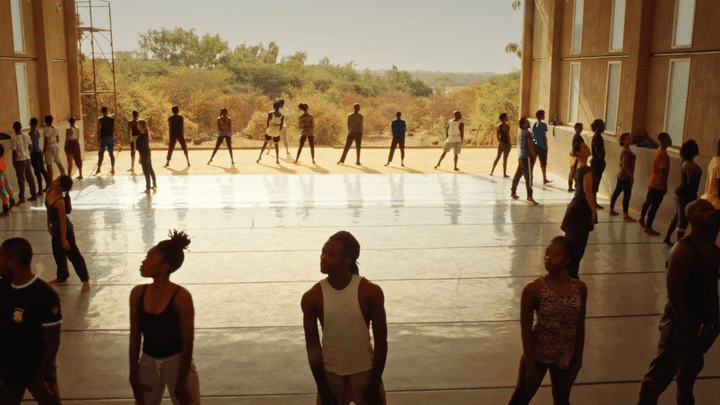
648, 148, 670, 190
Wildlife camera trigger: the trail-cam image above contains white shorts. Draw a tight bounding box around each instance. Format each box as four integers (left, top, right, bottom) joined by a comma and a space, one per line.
137, 353, 200, 405
44, 145, 63, 165
316, 369, 386, 405
443, 141, 462, 155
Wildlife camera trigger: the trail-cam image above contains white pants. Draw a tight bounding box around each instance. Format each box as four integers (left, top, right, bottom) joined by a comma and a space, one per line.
137, 353, 200, 405
317, 369, 386, 405
44, 144, 62, 165
280, 127, 289, 149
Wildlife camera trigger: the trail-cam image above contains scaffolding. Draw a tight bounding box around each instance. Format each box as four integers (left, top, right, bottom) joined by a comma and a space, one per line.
76, 0, 117, 150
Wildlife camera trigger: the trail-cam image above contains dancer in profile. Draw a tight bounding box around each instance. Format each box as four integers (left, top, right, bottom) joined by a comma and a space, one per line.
609, 132, 636, 222
209, 108, 234, 165
490, 113, 510, 177
257, 101, 283, 165
508, 236, 587, 405
664, 140, 701, 245
530, 110, 551, 184
561, 142, 596, 279
165, 106, 190, 168
96, 106, 116, 175
567, 123, 584, 192
46, 175, 90, 291
64, 116, 83, 179
129, 230, 200, 405
295, 103, 315, 164
42, 115, 66, 184
128, 110, 141, 172
385, 111, 406, 167
29, 117, 50, 194
136, 120, 157, 193
10, 121, 37, 203
639, 133, 672, 236
434, 110, 464, 171
338, 103, 364, 166
590, 119, 606, 209
510, 117, 537, 205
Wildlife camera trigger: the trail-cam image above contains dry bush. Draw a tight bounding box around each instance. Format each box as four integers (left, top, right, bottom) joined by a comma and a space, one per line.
221, 93, 271, 134
244, 111, 272, 139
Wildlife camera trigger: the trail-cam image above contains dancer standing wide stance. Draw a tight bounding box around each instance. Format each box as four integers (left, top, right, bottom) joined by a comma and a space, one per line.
639, 133, 672, 236
508, 236, 587, 405
136, 120, 157, 193
637, 199, 720, 404
490, 113, 511, 177
338, 104, 364, 166
609, 132, 636, 222
209, 108, 233, 165
0, 238, 63, 405
434, 110, 464, 171
302, 231, 388, 405
64, 117, 83, 179
295, 103, 315, 164
511, 117, 538, 205
96, 106, 116, 175
664, 140, 701, 245
385, 111, 406, 167
130, 230, 200, 405
165, 106, 190, 168
561, 142, 597, 279
257, 101, 284, 165
128, 110, 141, 171
46, 175, 90, 291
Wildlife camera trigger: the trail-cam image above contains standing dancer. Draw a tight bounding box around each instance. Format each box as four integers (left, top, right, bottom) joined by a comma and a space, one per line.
434, 111, 464, 171
608, 132, 636, 222
257, 101, 283, 165
128, 111, 141, 172
295, 103, 315, 164
490, 113, 511, 177
530, 110, 551, 184
165, 106, 190, 168
663, 140, 701, 245
0, 144, 16, 217
209, 108, 233, 165
42, 115, 66, 184
639, 133, 672, 236
338, 103, 364, 166
279, 99, 291, 156
29, 117, 50, 194
561, 142, 596, 279
385, 111, 406, 167
64, 116, 83, 179
508, 236, 586, 405
10, 121, 37, 202
46, 175, 90, 291
137, 120, 157, 193
567, 123, 584, 192
590, 119, 606, 209
129, 230, 200, 405
510, 117, 538, 205
96, 106, 116, 175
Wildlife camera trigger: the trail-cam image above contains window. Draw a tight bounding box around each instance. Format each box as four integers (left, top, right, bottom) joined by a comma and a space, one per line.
571, 0, 584, 54
604, 62, 621, 134
664, 60, 690, 146
11, 0, 25, 53
610, 0, 626, 51
16, 64, 30, 127
673, 0, 696, 47
569, 63, 581, 124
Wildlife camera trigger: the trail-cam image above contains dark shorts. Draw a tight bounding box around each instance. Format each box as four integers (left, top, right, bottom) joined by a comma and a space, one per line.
1, 362, 57, 389
264, 135, 280, 142
99, 136, 115, 153
536, 147, 548, 166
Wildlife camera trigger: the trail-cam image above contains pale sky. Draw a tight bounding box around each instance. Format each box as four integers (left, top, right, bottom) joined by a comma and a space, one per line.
96, 0, 523, 73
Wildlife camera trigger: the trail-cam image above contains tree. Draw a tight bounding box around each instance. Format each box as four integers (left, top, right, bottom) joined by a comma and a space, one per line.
505, 0, 523, 59
137, 27, 230, 68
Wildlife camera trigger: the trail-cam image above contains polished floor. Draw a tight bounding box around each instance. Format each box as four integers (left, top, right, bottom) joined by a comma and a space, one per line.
3, 155, 719, 403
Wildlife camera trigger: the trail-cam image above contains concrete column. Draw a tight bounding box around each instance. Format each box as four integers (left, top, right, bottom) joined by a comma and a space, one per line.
64, 0, 81, 121
520, 0, 534, 118
33, 0, 52, 116
546, 0, 564, 123
629, 0, 655, 135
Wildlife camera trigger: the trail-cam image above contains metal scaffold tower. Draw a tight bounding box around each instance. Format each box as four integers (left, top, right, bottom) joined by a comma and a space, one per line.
76, 0, 117, 150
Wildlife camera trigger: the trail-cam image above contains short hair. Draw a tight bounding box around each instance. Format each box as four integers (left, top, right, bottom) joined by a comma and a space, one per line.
278, 99, 285, 107
535, 110, 545, 119
680, 140, 698, 160
549, 235, 574, 258
272, 100, 281, 110
58, 175, 73, 192
657, 132, 671, 145
220, 108, 228, 115
101, 106, 108, 113
618, 132, 631, 145
137, 119, 147, 130
572, 141, 585, 154
155, 230, 191, 274
329, 231, 360, 275
590, 119, 605, 132
2, 238, 33, 267
69, 116, 76, 125
30, 117, 38, 126
298, 103, 308, 111
132, 110, 139, 117
499, 113, 508, 121
13, 121, 22, 131
44, 115, 53, 125
396, 111, 402, 118
574, 122, 583, 130
171, 106, 179, 114
519, 117, 528, 127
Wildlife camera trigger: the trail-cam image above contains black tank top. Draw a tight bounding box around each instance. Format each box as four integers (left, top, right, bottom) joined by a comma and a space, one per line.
99, 116, 115, 138
130, 121, 141, 137
138, 285, 183, 358
498, 125, 509, 144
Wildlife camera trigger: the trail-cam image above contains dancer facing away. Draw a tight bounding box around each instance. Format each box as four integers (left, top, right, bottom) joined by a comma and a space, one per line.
637, 199, 720, 404
664, 140, 701, 245
46, 175, 90, 291
609, 132, 636, 222
42, 115, 66, 184
29, 117, 50, 193
166, 106, 190, 168
0, 143, 16, 217
279, 99, 291, 156
511, 117, 538, 205
137, 120, 157, 193
567, 123, 584, 192
64, 116, 83, 179
338, 103, 364, 166
508, 236, 586, 405
295, 103, 315, 164
639, 133, 672, 236
530, 110, 551, 184
561, 142, 597, 279
434, 110, 464, 171
130, 230, 200, 405
302, 231, 387, 405
257, 100, 284, 165
128, 110, 141, 171
700, 138, 720, 242
490, 112, 511, 177
96, 106, 116, 175
0, 238, 63, 405
385, 111, 406, 167
590, 119, 606, 209
10, 121, 37, 203
209, 108, 233, 165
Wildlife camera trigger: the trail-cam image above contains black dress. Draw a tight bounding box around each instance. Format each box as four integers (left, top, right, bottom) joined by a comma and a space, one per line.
561, 165, 594, 278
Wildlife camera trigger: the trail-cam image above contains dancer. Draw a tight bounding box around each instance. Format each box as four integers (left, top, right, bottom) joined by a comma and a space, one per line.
664, 140, 701, 245
385, 111, 406, 167
257, 101, 284, 165
96, 106, 116, 175
302, 231, 387, 405
639, 133, 672, 236
279, 99, 291, 156
295, 103, 315, 164
530, 110, 551, 184
29, 117, 50, 194
561, 142, 596, 279
0, 238, 63, 405
490, 113, 511, 177
434, 110, 464, 171
41, 115, 66, 184
129, 230, 200, 405
10, 121, 37, 203
508, 236, 586, 405
701, 138, 720, 241
128, 110, 141, 171
609, 132, 636, 222
46, 175, 90, 291
637, 199, 720, 404
338, 103, 364, 165
209, 108, 233, 165
510, 117, 538, 205
165, 106, 190, 168
137, 120, 157, 193
567, 123, 584, 192
0, 144, 16, 217
590, 119, 606, 209
64, 116, 83, 179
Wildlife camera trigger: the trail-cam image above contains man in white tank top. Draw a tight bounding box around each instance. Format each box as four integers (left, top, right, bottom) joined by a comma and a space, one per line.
302, 231, 387, 405
434, 110, 464, 171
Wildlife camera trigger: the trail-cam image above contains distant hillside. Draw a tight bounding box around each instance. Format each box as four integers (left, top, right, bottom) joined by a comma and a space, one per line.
370, 70, 501, 87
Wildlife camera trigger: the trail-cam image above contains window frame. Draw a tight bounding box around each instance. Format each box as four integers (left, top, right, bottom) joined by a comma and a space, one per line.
11, 0, 26, 54
603, 61, 622, 135
15, 63, 30, 128
609, 0, 626, 52
663, 58, 691, 146
568, 62, 581, 124
672, 0, 696, 49
571, 0, 584, 55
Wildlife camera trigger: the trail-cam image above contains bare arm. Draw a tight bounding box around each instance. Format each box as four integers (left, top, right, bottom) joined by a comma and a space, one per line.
622, 152, 633, 181
584, 171, 597, 224
667, 243, 697, 332
574, 282, 587, 364
97, 120, 102, 139
459, 122, 464, 142
37, 324, 61, 381
519, 283, 538, 368
228, 118, 232, 134
526, 135, 536, 158
301, 288, 335, 404
368, 284, 387, 387
266, 113, 273, 130
174, 287, 195, 402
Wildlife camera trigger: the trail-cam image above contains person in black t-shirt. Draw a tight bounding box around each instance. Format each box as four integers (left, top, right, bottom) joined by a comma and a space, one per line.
96, 106, 116, 175
0, 237, 62, 405
165, 106, 190, 168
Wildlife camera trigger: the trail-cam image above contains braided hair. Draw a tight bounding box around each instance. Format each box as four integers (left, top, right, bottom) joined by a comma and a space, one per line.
156, 230, 191, 274
329, 231, 361, 275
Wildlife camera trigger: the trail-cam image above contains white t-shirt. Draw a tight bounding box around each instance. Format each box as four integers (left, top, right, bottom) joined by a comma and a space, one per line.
702, 156, 720, 209
12, 133, 32, 161
43, 127, 59, 147
446, 120, 463, 143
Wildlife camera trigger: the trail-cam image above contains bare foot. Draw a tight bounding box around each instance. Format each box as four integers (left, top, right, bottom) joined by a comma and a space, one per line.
257, 158, 261, 164
48, 279, 67, 285
503, 174, 510, 178
110, 168, 115, 175
543, 179, 553, 184
384, 163, 390, 166
337, 161, 342, 165
81, 281, 90, 291
609, 209, 619, 216
527, 197, 539, 205
638, 218, 646, 227
511, 194, 519, 200
294, 160, 299, 164
454, 167, 459, 171
434, 165, 440, 170
645, 227, 660, 236
95, 168, 101, 175
623, 214, 636, 222
312, 160, 316, 164
77, 175, 83, 179
662, 238, 673, 246
401, 163, 405, 167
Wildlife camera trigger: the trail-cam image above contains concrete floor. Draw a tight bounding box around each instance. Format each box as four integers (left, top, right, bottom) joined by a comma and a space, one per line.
2, 148, 719, 404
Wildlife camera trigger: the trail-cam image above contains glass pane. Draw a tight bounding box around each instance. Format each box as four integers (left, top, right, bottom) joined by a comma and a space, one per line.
674, 0, 696, 47
11, 0, 25, 53
605, 63, 621, 133
572, 0, 584, 54
569, 64, 580, 123
665, 60, 690, 146
611, 0, 626, 51
16, 64, 30, 127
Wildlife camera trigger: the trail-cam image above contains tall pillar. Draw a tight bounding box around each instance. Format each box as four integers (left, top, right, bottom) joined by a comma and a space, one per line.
64, 0, 81, 121
630, 0, 655, 135
520, 0, 534, 118
546, 0, 565, 123
33, 0, 52, 116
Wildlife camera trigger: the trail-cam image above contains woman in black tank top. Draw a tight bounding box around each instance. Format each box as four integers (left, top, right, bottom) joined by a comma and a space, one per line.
129, 230, 200, 405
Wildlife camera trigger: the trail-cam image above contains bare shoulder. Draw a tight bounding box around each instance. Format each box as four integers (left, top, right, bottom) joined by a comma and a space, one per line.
523, 279, 542, 297
301, 282, 322, 312
130, 284, 144, 303
573, 279, 588, 294
175, 285, 193, 303
360, 278, 385, 302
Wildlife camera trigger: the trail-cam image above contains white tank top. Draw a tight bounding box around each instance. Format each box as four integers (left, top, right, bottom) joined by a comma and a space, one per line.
67, 127, 79, 141
320, 275, 374, 375
266, 112, 283, 137
446, 120, 462, 143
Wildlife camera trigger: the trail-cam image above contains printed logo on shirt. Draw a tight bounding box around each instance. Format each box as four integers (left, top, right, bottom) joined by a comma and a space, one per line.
13, 308, 24, 324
